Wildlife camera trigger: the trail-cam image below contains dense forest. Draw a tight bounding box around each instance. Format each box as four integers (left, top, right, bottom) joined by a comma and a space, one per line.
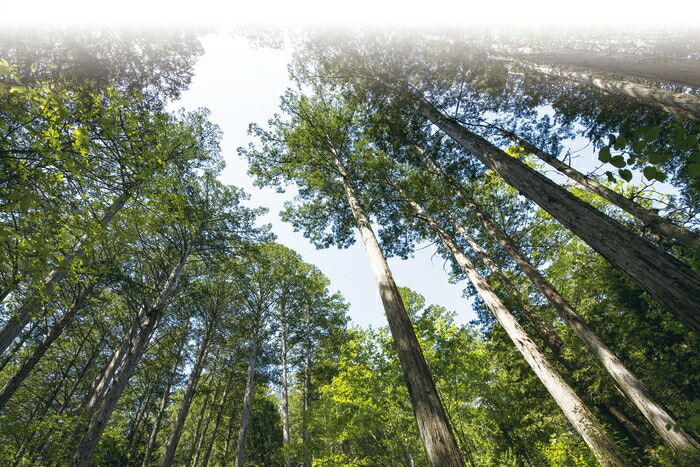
0, 26, 699, 466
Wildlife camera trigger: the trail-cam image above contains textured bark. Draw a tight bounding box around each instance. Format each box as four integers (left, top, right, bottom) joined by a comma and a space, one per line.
330, 144, 465, 467
507, 58, 700, 120
160, 321, 214, 467
400, 190, 626, 466
421, 153, 700, 457
485, 45, 700, 89
0, 193, 129, 358
409, 97, 700, 334
497, 129, 700, 250
70, 247, 190, 467
234, 318, 260, 467
142, 330, 188, 467
0, 283, 94, 411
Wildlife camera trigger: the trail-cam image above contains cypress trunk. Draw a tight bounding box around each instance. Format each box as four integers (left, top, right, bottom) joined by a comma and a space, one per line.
330, 143, 465, 466
234, 317, 261, 467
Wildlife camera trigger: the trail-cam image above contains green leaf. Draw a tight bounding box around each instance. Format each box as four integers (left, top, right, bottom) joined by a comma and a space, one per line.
631, 139, 646, 153
643, 166, 657, 180
686, 134, 698, 148
610, 155, 626, 168
613, 135, 627, 150
687, 163, 700, 178
605, 171, 616, 183
654, 171, 667, 182
598, 146, 611, 163
618, 169, 632, 182
689, 151, 700, 163
645, 126, 661, 142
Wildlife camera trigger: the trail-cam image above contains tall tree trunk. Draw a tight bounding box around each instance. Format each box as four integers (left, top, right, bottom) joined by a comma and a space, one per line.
329, 142, 465, 467
280, 305, 292, 467
70, 246, 190, 467
142, 327, 188, 467
491, 129, 700, 249
0, 321, 38, 373
399, 190, 627, 466
418, 153, 700, 457
160, 321, 215, 467
234, 316, 261, 467
185, 379, 214, 467
484, 44, 700, 89
201, 379, 231, 467
0, 283, 94, 411
505, 58, 700, 121
407, 97, 700, 334
0, 193, 129, 357
302, 322, 312, 466
193, 376, 222, 467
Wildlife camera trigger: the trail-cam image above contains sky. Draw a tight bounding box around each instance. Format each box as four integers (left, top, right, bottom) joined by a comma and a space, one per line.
170, 32, 474, 328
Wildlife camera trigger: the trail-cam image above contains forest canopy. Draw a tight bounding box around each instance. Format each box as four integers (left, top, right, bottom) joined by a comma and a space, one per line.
0, 25, 699, 466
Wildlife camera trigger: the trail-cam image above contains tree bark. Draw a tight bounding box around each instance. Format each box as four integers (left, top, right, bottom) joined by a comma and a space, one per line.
408, 97, 700, 334
484, 44, 700, 89
159, 320, 215, 467
142, 328, 188, 467
0, 283, 94, 411
419, 153, 700, 457
399, 189, 627, 466
494, 129, 700, 250
329, 142, 466, 467
506, 58, 700, 121
69, 246, 190, 467
0, 193, 129, 358
280, 302, 292, 467
234, 316, 261, 467
201, 379, 231, 467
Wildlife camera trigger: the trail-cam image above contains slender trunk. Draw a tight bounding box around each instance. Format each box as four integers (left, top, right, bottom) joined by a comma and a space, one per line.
0, 283, 94, 411
495, 129, 700, 250
409, 98, 700, 334
0, 321, 37, 373
0, 193, 129, 357
506, 58, 700, 121
329, 143, 465, 467
280, 307, 292, 467
185, 381, 213, 467
142, 329, 188, 467
70, 247, 190, 467
222, 407, 237, 466
201, 379, 231, 467
420, 153, 700, 457
400, 192, 626, 466
127, 386, 155, 457
484, 45, 700, 89
234, 317, 260, 467
192, 379, 220, 467
302, 327, 312, 464
159, 321, 215, 467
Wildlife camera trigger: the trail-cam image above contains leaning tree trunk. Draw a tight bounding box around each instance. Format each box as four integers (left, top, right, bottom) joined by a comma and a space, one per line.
280, 304, 292, 467
201, 379, 231, 467
329, 142, 466, 467
159, 320, 215, 467
234, 316, 261, 467
0, 282, 94, 411
491, 129, 700, 250
419, 153, 700, 457
398, 189, 626, 466
504, 58, 700, 121
484, 44, 700, 89
142, 327, 189, 467
0, 193, 129, 358
70, 246, 191, 467
406, 96, 700, 334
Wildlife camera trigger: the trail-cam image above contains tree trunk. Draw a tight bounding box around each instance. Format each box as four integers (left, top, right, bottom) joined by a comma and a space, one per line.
399, 190, 627, 466
494, 129, 700, 250
201, 379, 231, 467
485, 44, 700, 89
408, 97, 700, 334
234, 317, 261, 467
185, 379, 214, 467
506, 58, 700, 121
329, 142, 466, 467
419, 152, 700, 457
0, 283, 94, 411
280, 305, 292, 467
159, 321, 215, 467
70, 247, 190, 467
0, 193, 129, 357
142, 328, 188, 467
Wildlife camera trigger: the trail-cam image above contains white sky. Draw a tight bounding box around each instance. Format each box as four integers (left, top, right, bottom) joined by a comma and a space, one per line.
172, 32, 474, 327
